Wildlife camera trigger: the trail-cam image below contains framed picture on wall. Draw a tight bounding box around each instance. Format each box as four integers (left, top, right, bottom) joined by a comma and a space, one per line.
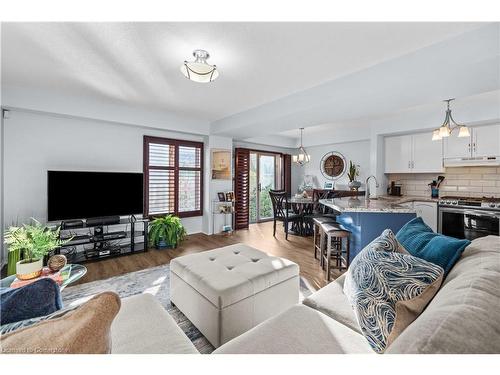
225, 191, 234, 202
217, 192, 226, 202
211, 149, 231, 180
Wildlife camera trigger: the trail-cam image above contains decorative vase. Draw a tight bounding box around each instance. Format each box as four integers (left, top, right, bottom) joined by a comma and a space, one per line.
156, 238, 169, 250
348, 180, 361, 191
48, 254, 67, 272
7, 248, 21, 276
16, 258, 43, 280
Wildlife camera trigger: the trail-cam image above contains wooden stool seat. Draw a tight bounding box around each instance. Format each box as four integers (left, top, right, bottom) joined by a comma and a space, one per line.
312, 217, 337, 262
312, 216, 337, 225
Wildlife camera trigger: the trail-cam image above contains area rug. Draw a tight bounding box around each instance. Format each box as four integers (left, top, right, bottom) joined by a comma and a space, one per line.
62, 263, 315, 354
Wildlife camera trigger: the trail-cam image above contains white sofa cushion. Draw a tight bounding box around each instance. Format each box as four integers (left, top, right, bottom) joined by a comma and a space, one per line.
302, 274, 361, 334
170, 244, 299, 308
213, 304, 373, 354
111, 294, 197, 354
387, 235, 500, 354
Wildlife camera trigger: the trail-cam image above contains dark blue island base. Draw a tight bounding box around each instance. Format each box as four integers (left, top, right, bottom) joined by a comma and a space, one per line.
337, 211, 416, 262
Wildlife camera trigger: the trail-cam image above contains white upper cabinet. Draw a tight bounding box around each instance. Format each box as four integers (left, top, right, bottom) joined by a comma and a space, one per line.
444, 124, 500, 159
411, 132, 444, 173
473, 125, 500, 157
443, 133, 471, 159
385, 133, 443, 173
385, 135, 413, 173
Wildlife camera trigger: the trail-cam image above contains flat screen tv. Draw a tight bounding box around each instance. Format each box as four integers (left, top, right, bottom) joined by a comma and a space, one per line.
47, 171, 143, 221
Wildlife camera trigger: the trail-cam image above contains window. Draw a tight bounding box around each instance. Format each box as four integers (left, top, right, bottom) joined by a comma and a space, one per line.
144, 136, 203, 218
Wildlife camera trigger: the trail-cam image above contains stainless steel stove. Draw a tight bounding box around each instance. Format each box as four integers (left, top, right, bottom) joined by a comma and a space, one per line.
438, 196, 500, 210
438, 196, 500, 240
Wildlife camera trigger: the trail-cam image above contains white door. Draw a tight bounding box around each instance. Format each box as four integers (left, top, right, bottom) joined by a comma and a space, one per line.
411, 132, 444, 173
443, 133, 471, 159
414, 201, 438, 232
473, 125, 500, 157
385, 135, 412, 173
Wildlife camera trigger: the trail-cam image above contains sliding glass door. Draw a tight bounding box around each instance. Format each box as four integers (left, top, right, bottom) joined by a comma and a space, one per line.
249, 152, 280, 223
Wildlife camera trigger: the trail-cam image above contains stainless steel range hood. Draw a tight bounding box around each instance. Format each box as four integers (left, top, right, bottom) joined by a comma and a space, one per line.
444, 156, 500, 167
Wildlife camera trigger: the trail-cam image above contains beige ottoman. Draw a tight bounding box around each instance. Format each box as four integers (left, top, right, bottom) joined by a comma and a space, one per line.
170, 244, 300, 347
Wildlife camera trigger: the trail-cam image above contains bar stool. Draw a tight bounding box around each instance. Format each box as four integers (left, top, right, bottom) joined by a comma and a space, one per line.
312, 216, 337, 261
320, 222, 351, 282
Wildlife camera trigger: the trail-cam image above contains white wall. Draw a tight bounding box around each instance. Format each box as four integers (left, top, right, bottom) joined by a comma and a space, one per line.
298, 140, 371, 191
4, 85, 210, 136
3, 109, 206, 239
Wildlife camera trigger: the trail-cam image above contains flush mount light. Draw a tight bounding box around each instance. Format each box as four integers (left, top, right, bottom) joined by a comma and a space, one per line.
180, 49, 219, 83
431, 99, 470, 141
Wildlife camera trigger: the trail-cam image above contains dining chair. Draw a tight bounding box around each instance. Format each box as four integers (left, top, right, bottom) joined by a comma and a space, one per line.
269, 190, 301, 240
311, 189, 336, 216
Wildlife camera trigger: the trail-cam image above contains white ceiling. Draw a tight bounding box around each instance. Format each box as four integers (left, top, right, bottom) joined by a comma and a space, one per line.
2, 22, 486, 127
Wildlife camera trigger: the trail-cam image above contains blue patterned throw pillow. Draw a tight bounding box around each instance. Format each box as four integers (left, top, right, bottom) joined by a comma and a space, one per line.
344, 242, 443, 353
365, 229, 407, 254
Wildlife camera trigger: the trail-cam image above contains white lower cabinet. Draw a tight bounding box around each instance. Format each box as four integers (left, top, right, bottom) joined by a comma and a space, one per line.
397, 201, 437, 232
413, 201, 437, 232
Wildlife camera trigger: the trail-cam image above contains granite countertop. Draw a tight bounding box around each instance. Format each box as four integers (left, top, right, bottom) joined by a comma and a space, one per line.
377, 195, 440, 204
319, 197, 416, 214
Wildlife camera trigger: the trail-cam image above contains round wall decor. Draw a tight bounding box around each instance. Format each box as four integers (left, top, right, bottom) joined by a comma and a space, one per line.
320, 151, 347, 180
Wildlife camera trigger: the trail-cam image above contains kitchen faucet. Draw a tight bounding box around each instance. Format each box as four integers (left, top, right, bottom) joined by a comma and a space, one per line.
365, 175, 380, 199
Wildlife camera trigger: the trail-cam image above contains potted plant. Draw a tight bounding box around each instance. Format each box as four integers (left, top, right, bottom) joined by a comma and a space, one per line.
347, 161, 361, 191
4, 219, 69, 280
148, 215, 187, 249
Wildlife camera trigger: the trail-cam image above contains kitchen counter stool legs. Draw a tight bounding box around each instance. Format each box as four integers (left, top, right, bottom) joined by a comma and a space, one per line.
320, 223, 351, 282
312, 217, 337, 263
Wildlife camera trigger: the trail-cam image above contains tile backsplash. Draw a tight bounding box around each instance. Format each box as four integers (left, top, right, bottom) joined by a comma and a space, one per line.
387, 167, 500, 198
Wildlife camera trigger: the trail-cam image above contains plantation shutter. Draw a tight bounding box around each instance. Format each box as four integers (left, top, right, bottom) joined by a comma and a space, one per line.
234, 148, 250, 229
282, 154, 292, 197
144, 136, 203, 218
178, 145, 202, 214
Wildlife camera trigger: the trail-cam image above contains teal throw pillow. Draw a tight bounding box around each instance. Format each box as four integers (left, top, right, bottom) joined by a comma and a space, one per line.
396, 217, 470, 275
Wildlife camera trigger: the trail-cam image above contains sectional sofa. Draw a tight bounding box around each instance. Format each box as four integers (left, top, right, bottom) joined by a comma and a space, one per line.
111, 235, 500, 354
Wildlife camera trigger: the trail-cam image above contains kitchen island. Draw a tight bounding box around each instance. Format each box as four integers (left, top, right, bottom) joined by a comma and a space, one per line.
319, 197, 416, 262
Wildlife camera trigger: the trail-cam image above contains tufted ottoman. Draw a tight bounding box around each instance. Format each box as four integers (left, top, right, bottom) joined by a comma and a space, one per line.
170, 243, 300, 347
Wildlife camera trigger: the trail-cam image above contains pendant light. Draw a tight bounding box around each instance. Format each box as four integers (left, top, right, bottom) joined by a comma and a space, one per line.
431, 99, 470, 141
293, 128, 310, 166
180, 49, 219, 83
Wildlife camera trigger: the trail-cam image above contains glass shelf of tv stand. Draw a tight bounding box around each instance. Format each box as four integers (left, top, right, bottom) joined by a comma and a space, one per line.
48, 217, 148, 230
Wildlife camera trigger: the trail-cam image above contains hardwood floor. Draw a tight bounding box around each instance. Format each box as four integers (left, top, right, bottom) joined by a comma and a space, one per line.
75, 221, 343, 290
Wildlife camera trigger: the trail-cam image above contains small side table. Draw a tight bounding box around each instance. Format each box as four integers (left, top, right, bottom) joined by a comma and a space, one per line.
212, 200, 235, 235
0, 264, 87, 291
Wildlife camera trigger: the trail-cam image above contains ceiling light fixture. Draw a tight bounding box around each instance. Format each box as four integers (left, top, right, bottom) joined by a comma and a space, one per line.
431, 99, 470, 141
293, 128, 310, 166
180, 49, 219, 83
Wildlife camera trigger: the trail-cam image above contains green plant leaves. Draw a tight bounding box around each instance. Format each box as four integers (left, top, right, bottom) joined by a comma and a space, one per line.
3, 219, 70, 262
148, 214, 187, 248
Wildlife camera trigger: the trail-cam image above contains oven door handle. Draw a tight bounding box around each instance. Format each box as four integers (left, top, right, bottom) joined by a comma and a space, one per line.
440, 207, 500, 217
463, 210, 500, 218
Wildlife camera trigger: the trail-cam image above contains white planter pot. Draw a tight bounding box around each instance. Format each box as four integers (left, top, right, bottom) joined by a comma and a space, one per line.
16, 258, 43, 280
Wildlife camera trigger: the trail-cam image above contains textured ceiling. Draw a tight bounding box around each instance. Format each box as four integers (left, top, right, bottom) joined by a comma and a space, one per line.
2, 22, 485, 123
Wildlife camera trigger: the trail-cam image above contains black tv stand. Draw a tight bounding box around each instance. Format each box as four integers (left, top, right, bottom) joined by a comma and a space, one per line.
54, 216, 149, 264
86, 215, 121, 227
